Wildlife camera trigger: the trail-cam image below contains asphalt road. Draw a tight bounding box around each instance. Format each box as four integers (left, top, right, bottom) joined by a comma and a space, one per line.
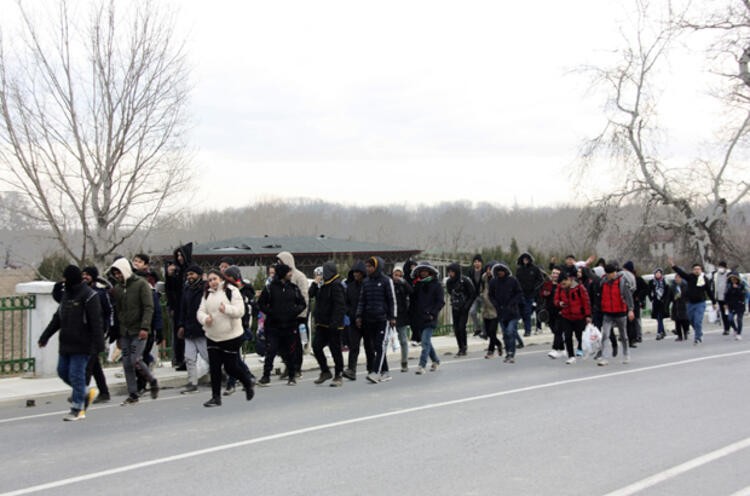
1, 328, 748, 496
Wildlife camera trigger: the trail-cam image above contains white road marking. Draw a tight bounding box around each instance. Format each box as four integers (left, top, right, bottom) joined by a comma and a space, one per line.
604, 437, 750, 496
1, 349, 749, 496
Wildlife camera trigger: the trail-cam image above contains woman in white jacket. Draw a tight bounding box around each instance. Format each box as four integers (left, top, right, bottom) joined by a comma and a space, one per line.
197, 269, 255, 407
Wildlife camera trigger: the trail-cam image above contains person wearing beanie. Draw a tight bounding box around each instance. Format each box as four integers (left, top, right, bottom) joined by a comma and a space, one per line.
724, 272, 746, 340
467, 255, 485, 338
176, 265, 208, 394
668, 257, 716, 345
109, 257, 159, 405
221, 265, 257, 396
81, 266, 113, 403
257, 264, 307, 386
598, 264, 635, 365
648, 268, 672, 340
712, 261, 732, 335
39, 265, 105, 421
446, 262, 475, 357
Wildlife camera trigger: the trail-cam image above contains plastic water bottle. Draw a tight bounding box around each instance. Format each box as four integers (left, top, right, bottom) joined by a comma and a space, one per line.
298, 323, 308, 345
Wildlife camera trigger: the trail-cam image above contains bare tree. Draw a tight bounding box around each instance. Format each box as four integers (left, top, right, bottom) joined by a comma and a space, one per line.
579, 0, 750, 266
0, 0, 191, 265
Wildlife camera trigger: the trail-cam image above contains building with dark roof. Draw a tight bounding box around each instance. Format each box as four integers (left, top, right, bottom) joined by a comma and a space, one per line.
163, 235, 421, 276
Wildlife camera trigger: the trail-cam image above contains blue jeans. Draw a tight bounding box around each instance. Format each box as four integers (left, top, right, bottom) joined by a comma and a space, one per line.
501, 319, 519, 357
521, 297, 535, 335
419, 327, 439, 368
728, 311, 744, 335
656, 317, 665, 335
687, 301, 707, 342
57, 353, 89, 411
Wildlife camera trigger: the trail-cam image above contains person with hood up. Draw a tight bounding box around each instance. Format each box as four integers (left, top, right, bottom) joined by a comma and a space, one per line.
446, 262, 475, 357
668, 273, 690, 341
480, 261, 502, 358
343, 261, 367, 380
516, 252, 544, 338
39, 265, 105, 421
257, 264, 307, 386
410, 262, 445, 374
489, 263, 523, 363
81, 266, 113, 403
724, 272, 746, 340
598, 263, 635, 365
197, 269, 255, 407
165, 242, 192, 370
554, 267, 592, 364
222, 265, 257, 396
648, 268, 672, 340
392, 264, 413, 372
467, 255, 485, 338
109, 258, 159, 405
309, 262, 347, 386
668, 258, 715, 345
176, 265, 208, 394
356, 256, 397, 383
276, 251, 310, 379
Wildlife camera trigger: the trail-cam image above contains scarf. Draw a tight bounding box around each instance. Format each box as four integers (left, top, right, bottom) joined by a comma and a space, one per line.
654, 279, 665, 300
696, 274, 706, 287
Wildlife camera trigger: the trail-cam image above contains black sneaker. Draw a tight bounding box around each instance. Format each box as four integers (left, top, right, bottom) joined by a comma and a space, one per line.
181, 384, 199, 394
203, 397, 222, 407
257, 376, 271, 387
314, 371, 333, 384
149, 380, 159, 400
330, 375, 343, 387
121, 395, 139, 406
93, 393, 110, 404
287, 378, 297, 386
245, 386, 255, 401
342, 369, 356, 381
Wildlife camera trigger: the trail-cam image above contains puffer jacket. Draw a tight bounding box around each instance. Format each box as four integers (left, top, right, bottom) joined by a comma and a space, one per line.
356, 256, 396, 322
554, 282, 591, 321
197, 282, 245, 342
39, 283, 105, 355
258, 278, 307, 333
312, 262, 347, 329
410, 264, 445, 333
489, 263, 523, 322
177, 278, 205, 339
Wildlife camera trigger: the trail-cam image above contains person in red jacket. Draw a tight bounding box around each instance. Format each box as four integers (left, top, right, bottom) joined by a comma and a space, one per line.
554, 267, 591, 364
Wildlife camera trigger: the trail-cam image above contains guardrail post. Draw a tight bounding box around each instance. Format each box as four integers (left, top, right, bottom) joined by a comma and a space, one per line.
15, 281, 57, 377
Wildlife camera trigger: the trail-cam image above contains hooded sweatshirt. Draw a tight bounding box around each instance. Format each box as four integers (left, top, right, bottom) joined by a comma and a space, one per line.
197, 282, 245, 342
410, 263, 445, 332
446, 262, 475, 313
277, 251, 310, 319
109, 258, 154, 337
489, 263, 523, 322
356, 256, 397, 322
515, 252, 544, 298
39, 282, 105, 355
312, 262, 347, 329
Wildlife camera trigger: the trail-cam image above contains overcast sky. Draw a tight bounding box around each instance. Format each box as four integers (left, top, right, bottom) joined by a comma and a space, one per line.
2, 0, 726, 211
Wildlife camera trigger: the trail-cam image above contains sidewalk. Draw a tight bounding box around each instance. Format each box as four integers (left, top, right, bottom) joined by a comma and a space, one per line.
0, 322, 666, 405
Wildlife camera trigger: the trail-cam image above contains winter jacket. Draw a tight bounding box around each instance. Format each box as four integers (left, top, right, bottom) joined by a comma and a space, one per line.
725, 277, 747, 314
648, 277, 672, 320
554, 282, 591, 321
109, 258, 154, 337
345, 261, 366, 322
393, 277, 413, 327
176, 278, 206, 339
410, 265, 445, 333
356, 256, 397, 323
446, 263, 475, 313
516, 253, 544, 298
197, 282, 245, 342
258, 278, 307, 332
164, 242, 192, 313
713, 269, 730, 302
277, 251, 310, 319
672, 266, 715, 304
600, 275, 634, 317
581, 267, 602, 315
39, 283, 105, 355
480, 271, 497, 320
312, 262, 347, 329
489, 263, 523, 322
669, 280, 689, 321
465, 267, 483, 295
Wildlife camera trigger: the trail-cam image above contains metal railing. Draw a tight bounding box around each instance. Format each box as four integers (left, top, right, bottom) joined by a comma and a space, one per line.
0, 295, 36, 375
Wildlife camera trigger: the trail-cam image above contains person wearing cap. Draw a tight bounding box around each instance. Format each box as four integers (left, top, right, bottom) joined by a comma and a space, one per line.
712, 261, 732, 335
109, 257, 159, 405
467, 255, 485, 338
257, 264, 307, 386
356, 256, 397, 383
176, 264, 208, 394
39, 265, 105, 421
222, 265, 257, 395
648, 268, 672, 340
81, 266, 113, 403
598, 264, 635, 365
489, 263, 523, 363
410, 263, 444, 374
724, 272, 746, 340
309, 262, 347, 386
554, 267, 592, 364
668, 258, 716, 345
392, 264, 413, 372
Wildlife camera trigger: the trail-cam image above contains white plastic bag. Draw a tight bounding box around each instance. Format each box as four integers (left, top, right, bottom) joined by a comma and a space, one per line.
196, 354, 209, 379
707, 307, 719, 324
582, 323, 602, 357
387, 324, 400, 352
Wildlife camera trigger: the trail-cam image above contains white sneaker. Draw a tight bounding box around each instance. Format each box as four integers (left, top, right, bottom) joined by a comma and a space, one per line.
430, 362, 440, 372
379, 373, 392, 383
366, 372, 379, 384
597, 358, 609, 366
565, 357, 576, 365
622, 356, 630, 364
736, 335, 743, 341
415, 366, 425, 375
547, 350, 562, 359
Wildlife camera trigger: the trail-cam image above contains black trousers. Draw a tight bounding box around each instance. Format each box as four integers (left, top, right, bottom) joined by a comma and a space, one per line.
137, 334, 155, 391
674, 319, 690, 339
364, 320, 388, 374
262, 329, 298, 379
347, 325, 373, 372
559, 318, 586, 358
313, 325, 344, 375
452, 309, 469, 352
85, 355, 109, 396
484, 318, 502, 354
207, 336, 253, 399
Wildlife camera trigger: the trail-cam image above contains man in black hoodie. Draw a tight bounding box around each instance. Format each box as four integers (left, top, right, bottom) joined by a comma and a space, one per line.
516, 253, 544, 337
165, 243, 192, 369
343, 261, 367, 380
489, 263, 523, 363
310, 262, 347, 387
39, 265, 105, 421
447, 262, 475, 356
467, 255, 484, 337
356, 256, 397, 384
257, 264, 307, 386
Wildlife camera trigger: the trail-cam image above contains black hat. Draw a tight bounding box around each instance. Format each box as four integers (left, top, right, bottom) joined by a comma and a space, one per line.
82, 266, 99, 280
275, 264, 291, 280
564, 266, 578, 279
224, 265, 242, 282
604, 264, 618, 274
472, 254, 483, 263
63, 265, 83, 286
186, 264, 203, 276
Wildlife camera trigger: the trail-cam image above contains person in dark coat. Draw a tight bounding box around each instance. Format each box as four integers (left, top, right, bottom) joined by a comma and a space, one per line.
392, 264, 413, 372
410, 262, 445, 374
164, 242, 192, 369
81, 266, 112, 403
466, 254, 484, 337
668, 273, 690, 341
648, 268, 672, 340
310, 262, 347, 386
623, 261, 649, 347
669, 258, 715, 344
516, 252, 544, 337
446, 262, 475, 356
343, 261, 367, 380
725, 272, 747, 340
489, 263, 523, 363
176, 265, 208, 394
38, 265, 105, 421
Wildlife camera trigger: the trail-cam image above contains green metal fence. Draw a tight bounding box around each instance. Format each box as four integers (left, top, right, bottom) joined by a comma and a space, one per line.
0, 295, 36, 375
